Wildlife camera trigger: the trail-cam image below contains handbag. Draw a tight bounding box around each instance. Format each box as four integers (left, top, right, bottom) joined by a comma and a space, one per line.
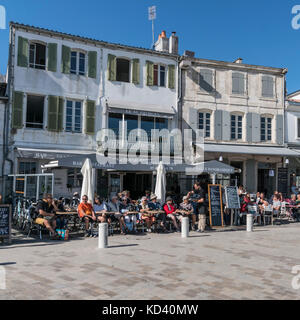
56, 229, 69, 240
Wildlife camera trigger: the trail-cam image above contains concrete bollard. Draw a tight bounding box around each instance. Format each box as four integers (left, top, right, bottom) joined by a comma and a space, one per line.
98, 223, 108, 248
246, 214, 253, 232
181, 217, 189, 238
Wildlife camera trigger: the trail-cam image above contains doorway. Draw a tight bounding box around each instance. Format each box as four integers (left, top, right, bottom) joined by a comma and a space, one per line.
257, 168, 275, 198
123, 173, 152, 199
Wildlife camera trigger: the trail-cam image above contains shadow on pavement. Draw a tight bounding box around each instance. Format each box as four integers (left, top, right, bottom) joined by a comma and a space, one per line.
108, 244, 139, 249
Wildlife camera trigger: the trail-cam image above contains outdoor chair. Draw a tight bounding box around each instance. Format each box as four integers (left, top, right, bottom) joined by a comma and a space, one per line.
247, 205, 260, 224
263, 205, 273, 225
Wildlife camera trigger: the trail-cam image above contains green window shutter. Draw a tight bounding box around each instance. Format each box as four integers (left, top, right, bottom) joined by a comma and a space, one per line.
61, 45, 71, 74
88, 51, 97, 78
12, 91, 24, 129
146, 61, 154, 86
168, 65, 175, 89
107, 54, 116, 81
85, 100, 96, 135
48, 43, 57, 72
48, 95, 59, 132
57, 98, 64, 132
132, 59, 140, 85
17, 36, 29, 67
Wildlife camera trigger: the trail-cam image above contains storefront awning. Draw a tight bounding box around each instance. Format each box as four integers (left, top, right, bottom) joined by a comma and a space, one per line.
16, 147, 95, 160
107, 100, 176, 119
199, 144, 300, 157
186, 160, 236, 175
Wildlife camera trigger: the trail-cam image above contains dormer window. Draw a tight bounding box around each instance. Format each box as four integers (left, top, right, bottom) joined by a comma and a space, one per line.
70, 51, 86, 76
29, 42, 46, 70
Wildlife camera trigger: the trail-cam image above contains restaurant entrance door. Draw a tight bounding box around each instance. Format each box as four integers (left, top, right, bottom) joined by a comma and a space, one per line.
123, 173, 152, 200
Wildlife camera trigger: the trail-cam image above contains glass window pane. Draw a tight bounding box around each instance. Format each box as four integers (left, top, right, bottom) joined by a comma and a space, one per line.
79, 53, 85, 75
71, 52, 77, 74
108, 113, 122, 138
160, 66, 165, 87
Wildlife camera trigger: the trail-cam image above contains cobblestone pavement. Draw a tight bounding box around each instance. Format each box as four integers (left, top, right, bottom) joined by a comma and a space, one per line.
1, 223, 300, 300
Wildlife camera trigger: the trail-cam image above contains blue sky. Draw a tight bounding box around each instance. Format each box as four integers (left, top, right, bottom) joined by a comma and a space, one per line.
0, 0, 299, 93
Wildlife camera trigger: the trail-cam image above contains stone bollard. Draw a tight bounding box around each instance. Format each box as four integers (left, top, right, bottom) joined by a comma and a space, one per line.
246, 214, 253, 232
181, 217, 189, 238
98, 223, 108, 248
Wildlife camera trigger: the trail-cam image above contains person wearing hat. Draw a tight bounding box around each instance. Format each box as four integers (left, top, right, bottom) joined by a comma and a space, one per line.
163, 197, 181, 232
179, 196, 197, 231
148, 194, 167, 232
108, 196, 127, 235
120, 197, 137, 232
138, 196, 155, 232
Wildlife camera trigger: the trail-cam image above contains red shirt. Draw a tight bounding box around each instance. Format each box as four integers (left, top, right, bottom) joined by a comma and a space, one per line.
163, 203, 176, 215
78, 202, 93, 218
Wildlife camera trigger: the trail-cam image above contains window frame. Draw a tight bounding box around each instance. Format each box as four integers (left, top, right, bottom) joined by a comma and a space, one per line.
153, 63, 166, 87
29, 41, 47, 70
25, 93, 45, 130
260, 115, 273, 142
65, 99, 83, 133
116, 57, 131, 83
230, 113, 243, 141
198, 111, 211, 138
70, 50, 87, 76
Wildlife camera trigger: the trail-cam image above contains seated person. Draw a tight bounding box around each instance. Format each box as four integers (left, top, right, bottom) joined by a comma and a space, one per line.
35, 193, 59, 239
77, 195, 97, 237
138, 196, 155, 233
163, 197, 181, 232
121, 190, 132, 205
55, 197, 67, 230
120, 197, 137, 232
93, 196, 110, 224
179, 196, 196, 231
272, 194, 281, 216
241, 193, 251, 213
148, 194, 167, 232
107, 196, 126, 235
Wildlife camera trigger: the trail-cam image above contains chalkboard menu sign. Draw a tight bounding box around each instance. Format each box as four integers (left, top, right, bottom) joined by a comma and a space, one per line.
225, 186, 240, 209
0, 205, 12, 242
277, 168, 288, 195
208, 185, 224, 227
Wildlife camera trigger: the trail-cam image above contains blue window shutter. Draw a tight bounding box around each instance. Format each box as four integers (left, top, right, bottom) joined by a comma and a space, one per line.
276, 114, 283, 145
222, 111, 230, 141
214, 110, 222, 140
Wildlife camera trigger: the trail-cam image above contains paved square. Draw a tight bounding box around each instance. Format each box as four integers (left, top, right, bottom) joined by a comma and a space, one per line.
1, 224, 300, 300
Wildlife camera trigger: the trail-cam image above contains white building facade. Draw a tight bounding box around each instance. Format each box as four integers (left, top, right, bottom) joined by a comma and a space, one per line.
5, 23, 179, 199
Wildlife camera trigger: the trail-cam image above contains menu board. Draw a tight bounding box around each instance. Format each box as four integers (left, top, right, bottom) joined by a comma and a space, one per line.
225, 186, 240, 209
208, 185, 224, 227
0, 205, 11, 241
277, 168, 288, 195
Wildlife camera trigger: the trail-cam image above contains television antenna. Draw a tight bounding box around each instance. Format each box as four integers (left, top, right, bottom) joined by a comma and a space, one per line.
148, 6, 156, 49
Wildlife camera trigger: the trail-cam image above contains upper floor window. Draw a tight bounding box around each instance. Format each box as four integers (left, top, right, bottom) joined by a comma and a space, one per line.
70, 51, 86, 75
29, 42, 46, 70
231, 114, 242, 140
153, 64, 166, 87
261, 116, 272, 141
232, 72, 245, 95
66, 100, 82, 133
116, 58, 130, 82
198, 112, 211, 138
26, 95, 44, 129
199, 69, 213, 92
262, 76, 274, 98
298, 118, 300, 139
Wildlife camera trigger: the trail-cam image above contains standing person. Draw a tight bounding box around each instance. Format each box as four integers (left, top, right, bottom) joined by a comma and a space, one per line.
35, 193, 59, 239
187, 181, 207, 233
78, 195, 97, 237
291, 182, 298, 196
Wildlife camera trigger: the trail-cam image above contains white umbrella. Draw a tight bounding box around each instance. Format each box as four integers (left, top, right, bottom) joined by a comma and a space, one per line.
81, 158, 94, 204
155, 161, 166, 204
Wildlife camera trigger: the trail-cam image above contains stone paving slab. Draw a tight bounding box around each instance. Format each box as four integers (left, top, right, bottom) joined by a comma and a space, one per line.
1, 224, 300, 300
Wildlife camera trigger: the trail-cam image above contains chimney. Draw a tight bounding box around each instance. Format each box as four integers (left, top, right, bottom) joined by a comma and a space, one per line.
154, 30, 169, 53
234, 58, 243, 64
183, 50, 195, 58
169, 32, 178, 55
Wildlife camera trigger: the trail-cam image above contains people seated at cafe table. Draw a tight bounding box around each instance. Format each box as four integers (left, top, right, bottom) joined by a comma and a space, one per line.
107, 196, 127, 235
138, 196, 156, 233
77, 195, 97, 237
93, 196, 111, 225
163, 197, 181, 233
119, 197, 137, 233
179, 196, 196, 231
148, 194, 167, 232
35, 193, 60, 239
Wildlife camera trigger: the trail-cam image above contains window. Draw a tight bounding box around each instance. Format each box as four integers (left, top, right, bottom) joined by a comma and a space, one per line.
19, 162, 37, 174
231, 114, 243, 140
232, 72, 245, 95
153, 64, 166, 87
66, 100, 82, 133
108, 113, 123, 139
199, 69, 213, 92
67, 168, 82, 188
298, 118, 300, 138
262, 76, 274, 98
261, 117, 272, 141
198, 112, 211, 138
26, 95, 44, 129
29, 43, 46, 70
116, 58, 130, 82
70, 51, 86, 75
